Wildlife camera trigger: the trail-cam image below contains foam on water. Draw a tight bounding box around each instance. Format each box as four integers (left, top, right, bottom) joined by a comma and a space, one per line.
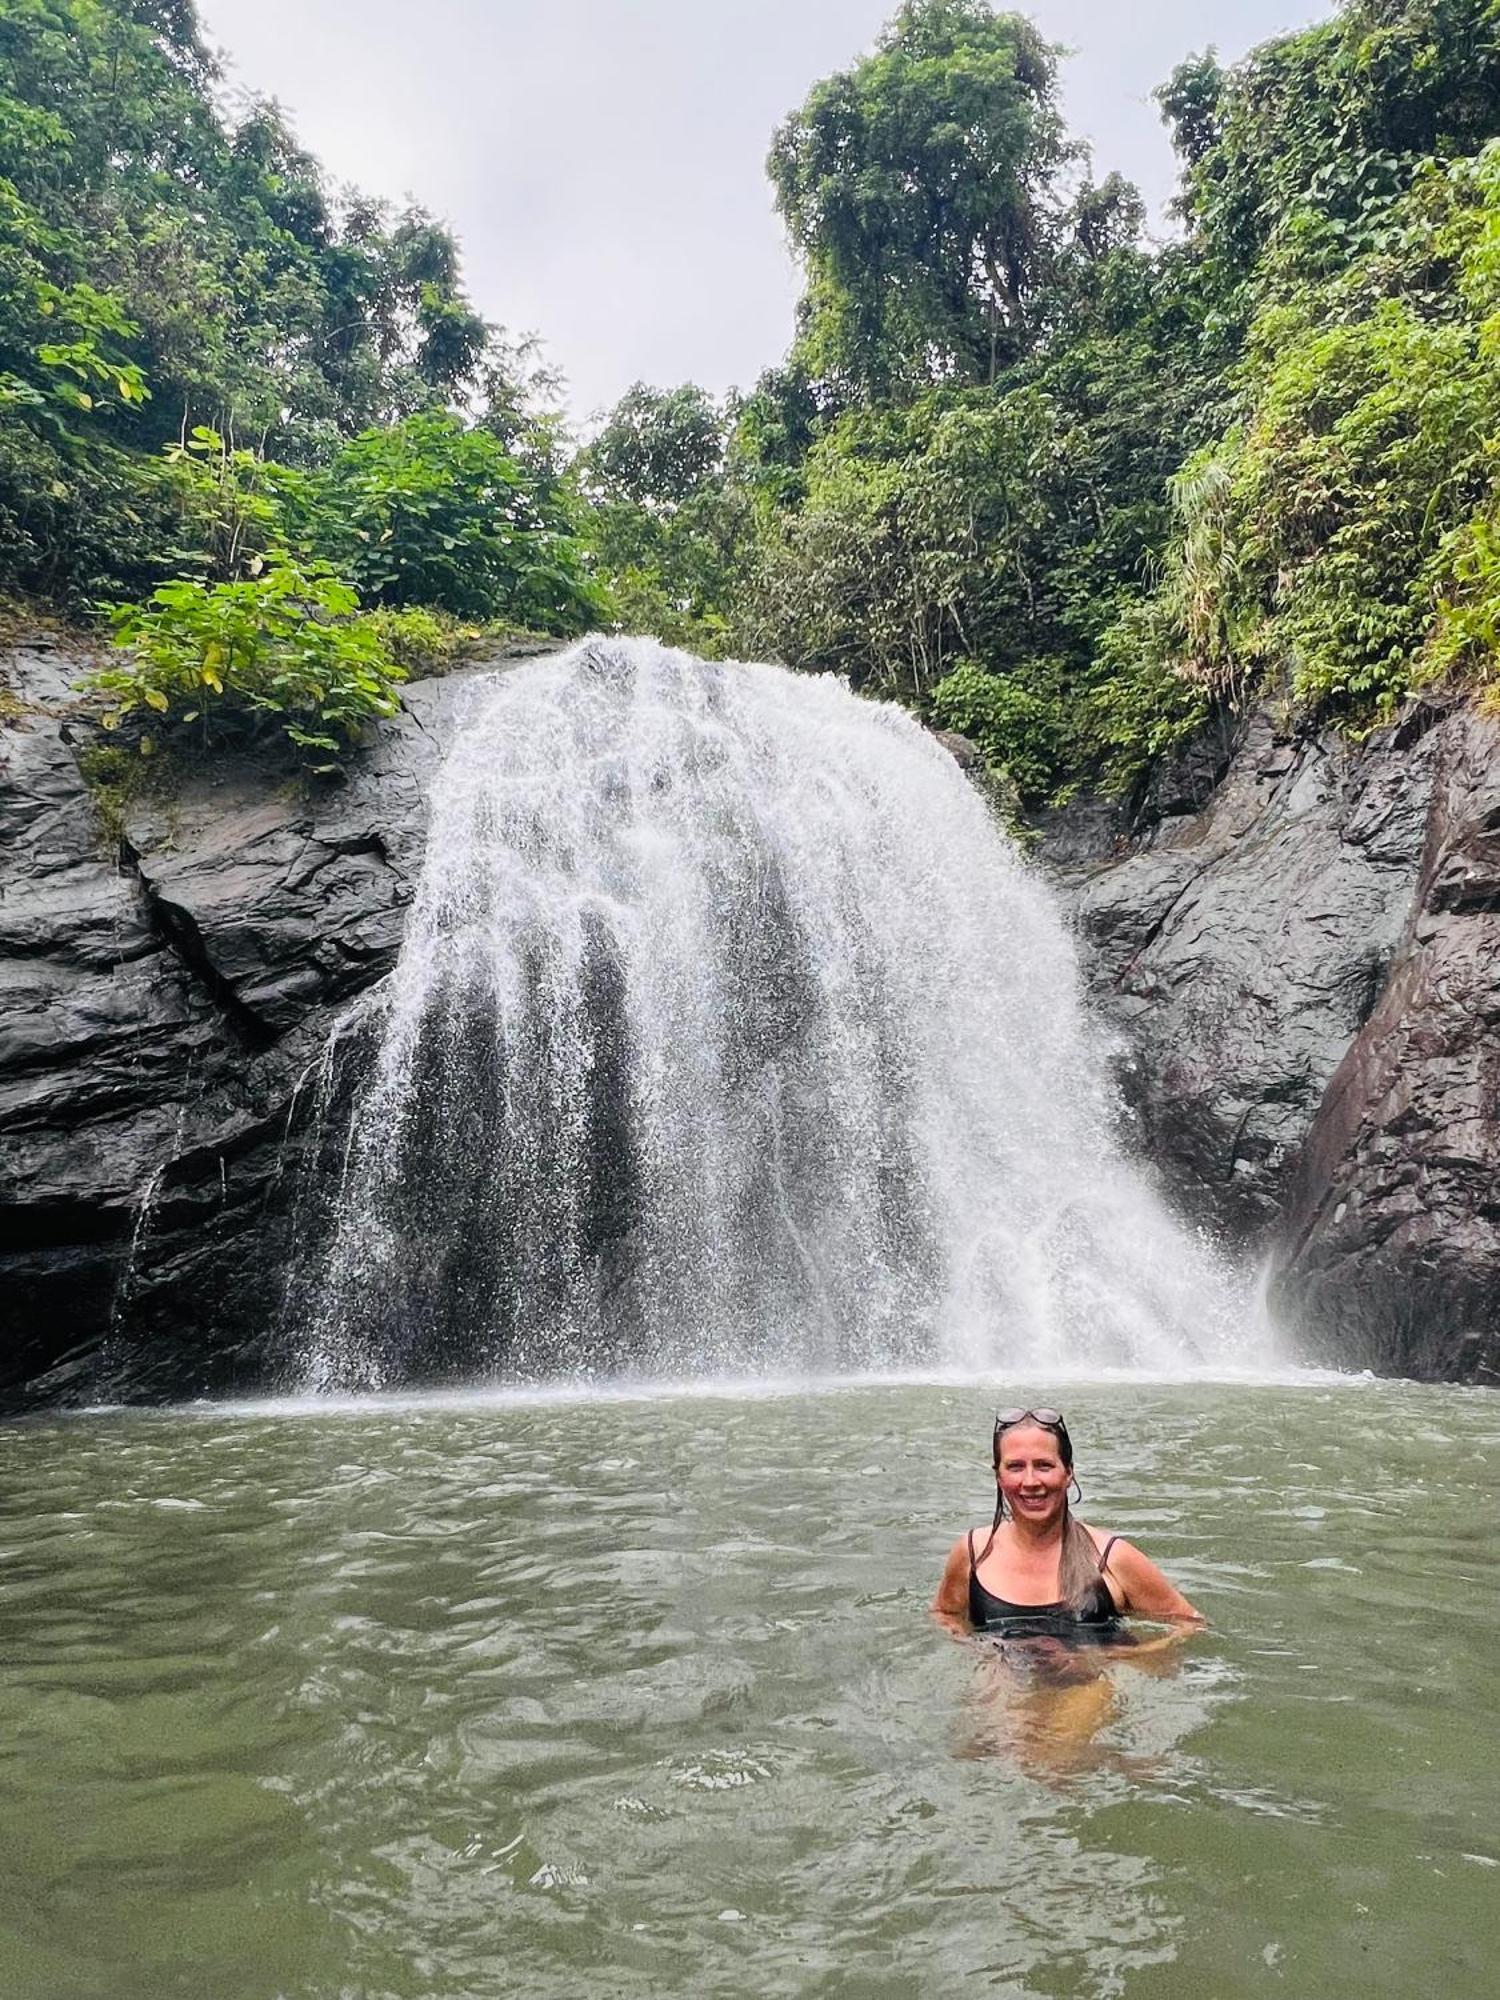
294, 637, 1252, 1390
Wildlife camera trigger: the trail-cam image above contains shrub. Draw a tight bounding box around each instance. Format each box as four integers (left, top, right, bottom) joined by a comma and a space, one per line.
312, 412, 606, 631
360, 605, 489, 676
929, 655, 1078, 802
88, 558, 405, 763
1120, 146, 1500, 730
1084, 598, 1214, 795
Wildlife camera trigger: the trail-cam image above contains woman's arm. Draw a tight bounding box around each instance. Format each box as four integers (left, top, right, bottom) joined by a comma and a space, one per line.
931, 1537, 973, 1636
1106, 1539, 1204, 1624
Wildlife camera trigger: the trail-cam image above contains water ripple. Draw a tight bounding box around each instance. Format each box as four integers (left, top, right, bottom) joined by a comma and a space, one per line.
0, 1376, 1494, 1998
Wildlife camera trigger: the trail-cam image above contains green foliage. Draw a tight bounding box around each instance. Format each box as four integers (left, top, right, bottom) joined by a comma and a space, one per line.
928, 655, 1074, 799
589, 487, 751, 657
1163, 1, 1500, 295
1428, 497, 1500, 692
0, 0, 559, 610
143, 426, 315, 582
89, 559, 405, 761
584, 383, 726, 506
735, 235, 1209, 798
580, 384, 749, 654
359, 605, 488, 678
15, 0, 1500, 814
1121, 140, 1500, 725
739, 0, 1500, 799
1084, 598, 1214, 794
737, 390, 1084, 790
311, 412, 604, 632
768, 0, 1073, 400
731, 363, 823, 512
74, 739, 151, 845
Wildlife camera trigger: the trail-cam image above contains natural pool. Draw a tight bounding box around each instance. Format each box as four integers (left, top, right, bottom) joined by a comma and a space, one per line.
1, 1375, 1495, 1999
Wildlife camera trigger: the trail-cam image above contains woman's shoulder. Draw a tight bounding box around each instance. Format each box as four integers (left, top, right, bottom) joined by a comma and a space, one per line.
941, 1525, 989, 1568
963, 1522, 1008, 1556
1080, 1522, 1134, 1565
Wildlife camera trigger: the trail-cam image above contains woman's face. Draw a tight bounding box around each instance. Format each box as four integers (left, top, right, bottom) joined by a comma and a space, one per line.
995, 1423, 1071, 1527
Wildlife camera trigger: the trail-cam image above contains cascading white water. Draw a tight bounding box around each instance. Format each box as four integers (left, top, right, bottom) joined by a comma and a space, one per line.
298, 637, 1244, 1390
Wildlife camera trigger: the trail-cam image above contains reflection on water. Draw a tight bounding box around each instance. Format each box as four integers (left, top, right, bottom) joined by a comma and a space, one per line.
955, 1628, 1210, 1782
0, 1377, 1496, 1999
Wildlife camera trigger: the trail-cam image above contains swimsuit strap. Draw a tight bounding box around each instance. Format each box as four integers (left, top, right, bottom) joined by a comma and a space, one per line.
1095, 1534, 1120, 1571
969, 1524, 1001, 1573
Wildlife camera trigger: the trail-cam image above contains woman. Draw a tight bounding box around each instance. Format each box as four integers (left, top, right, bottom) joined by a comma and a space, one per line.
932, 1407, 1202, 1637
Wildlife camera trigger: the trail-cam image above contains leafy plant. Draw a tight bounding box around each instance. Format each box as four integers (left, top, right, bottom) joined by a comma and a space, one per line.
144, 427, 314, 582
1118, 139, 1500, 729
360, 604, 499, 676
312, 412, 605, 631
89, 559, 405, 762
929, 655, 1076, 801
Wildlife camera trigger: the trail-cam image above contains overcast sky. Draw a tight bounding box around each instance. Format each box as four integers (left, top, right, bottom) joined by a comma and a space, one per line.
197, 1, 1332, 428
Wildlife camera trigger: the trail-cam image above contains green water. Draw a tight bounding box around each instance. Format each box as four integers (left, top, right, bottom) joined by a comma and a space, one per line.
1, 1375, 1495, 1999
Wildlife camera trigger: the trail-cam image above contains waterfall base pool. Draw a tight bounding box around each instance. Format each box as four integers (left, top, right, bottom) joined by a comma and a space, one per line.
2, 1376, 1495, 1999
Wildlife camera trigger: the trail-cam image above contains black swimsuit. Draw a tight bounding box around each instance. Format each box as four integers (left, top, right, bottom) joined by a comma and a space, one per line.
967, 1529, 1124, 1638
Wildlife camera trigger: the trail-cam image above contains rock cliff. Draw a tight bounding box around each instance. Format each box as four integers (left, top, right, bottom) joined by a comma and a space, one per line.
1040, 699, 1500, 1384
1266, 706, 1500, 1381
0, 636, 555, 1411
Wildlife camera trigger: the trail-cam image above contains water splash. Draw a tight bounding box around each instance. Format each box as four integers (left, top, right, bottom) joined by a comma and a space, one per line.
110, 1165, 166, 1331
110, 1088, 193, 1334
297, 638, 1245, 1390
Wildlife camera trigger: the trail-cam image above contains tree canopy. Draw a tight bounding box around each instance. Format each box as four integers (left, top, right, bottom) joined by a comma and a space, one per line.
767, 2, 1073, 400
8, 0, 1500, 805
0, 0, 580, 616
729, 0, 1500, 798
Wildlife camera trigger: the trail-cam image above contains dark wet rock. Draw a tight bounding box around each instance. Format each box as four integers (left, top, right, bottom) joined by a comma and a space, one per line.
1039, 695, 1500, 1381
929, 727, 983, 775
0, 637, 558, 1411
1042, 709, 1441, 1240
1267, 706, 1500, 1383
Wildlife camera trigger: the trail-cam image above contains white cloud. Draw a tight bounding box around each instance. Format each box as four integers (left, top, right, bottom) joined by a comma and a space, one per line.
198, 0, 1333, 425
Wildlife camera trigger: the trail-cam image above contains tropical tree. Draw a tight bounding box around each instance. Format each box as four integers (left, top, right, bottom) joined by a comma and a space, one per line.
580, 383, 750, 653
312, 413, 605, 631
767, 0, 1075, 399
0, 0, 539, 604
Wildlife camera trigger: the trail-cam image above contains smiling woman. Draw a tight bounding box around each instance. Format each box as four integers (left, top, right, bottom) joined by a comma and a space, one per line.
932, 1408, 1203, 1638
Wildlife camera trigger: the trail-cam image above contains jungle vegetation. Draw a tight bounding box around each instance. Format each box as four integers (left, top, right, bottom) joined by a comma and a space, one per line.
0, 0, 600, 752
4, 0, 1500, 794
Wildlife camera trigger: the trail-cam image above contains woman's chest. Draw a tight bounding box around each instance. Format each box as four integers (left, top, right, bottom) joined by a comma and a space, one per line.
976, 1550, 1063, 1606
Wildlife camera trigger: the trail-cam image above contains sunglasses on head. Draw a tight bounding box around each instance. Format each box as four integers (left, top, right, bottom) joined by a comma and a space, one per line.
993, 1406, 1066, 1432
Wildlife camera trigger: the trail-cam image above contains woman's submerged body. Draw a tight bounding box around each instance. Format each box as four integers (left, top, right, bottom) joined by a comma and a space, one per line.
932, 1417, 1203, 1639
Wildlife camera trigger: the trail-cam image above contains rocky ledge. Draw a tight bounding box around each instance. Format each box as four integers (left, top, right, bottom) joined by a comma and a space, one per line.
0, 637, 557, 1411
1039, 699, 1500, 1384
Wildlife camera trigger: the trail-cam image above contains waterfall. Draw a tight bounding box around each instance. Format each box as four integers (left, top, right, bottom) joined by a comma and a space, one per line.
296, 637, 1242, 1390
